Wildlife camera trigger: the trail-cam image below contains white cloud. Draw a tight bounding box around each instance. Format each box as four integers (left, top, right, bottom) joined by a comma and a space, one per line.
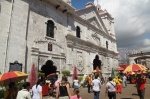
144, 39, 150, 46
94, 0, 150, 52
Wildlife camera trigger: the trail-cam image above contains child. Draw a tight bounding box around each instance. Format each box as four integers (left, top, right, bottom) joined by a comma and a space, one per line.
49, 88, 55, 99
70, 88, 82, 99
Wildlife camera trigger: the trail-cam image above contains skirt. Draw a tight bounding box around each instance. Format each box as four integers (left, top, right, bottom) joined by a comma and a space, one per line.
117, 84, 122, 93
59, 96, 69, 99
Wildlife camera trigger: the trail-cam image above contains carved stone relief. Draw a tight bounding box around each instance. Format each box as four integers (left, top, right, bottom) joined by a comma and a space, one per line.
77, 51, 83, 67
61, 59, 66, 70
68, 64, 73, 71
92, 33, 101, 46
38, 56, 48, 70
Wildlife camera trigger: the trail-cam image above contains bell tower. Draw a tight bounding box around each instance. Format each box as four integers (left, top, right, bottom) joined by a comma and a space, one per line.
94, 0, 101, 11
63, 0, 71, 5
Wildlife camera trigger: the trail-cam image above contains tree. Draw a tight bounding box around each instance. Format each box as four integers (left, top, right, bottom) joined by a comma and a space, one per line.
28, 64, 38, 87
72, 66, 78, 80
62, 70, 70, 76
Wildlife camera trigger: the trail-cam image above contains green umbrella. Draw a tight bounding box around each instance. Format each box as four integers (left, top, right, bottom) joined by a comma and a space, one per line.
111, 68, 115, 78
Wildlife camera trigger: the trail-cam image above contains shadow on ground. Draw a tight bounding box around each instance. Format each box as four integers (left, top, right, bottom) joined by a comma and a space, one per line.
121, 98, 133, 99
132, 93, 139, 96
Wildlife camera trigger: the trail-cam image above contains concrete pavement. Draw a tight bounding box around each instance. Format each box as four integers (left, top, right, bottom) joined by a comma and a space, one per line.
43, 83, 150, 99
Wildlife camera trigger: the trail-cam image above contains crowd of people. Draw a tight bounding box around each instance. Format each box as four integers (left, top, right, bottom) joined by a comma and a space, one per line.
86, 72, 146, 99
3, 74, 83, 99
3, 71, 147, 99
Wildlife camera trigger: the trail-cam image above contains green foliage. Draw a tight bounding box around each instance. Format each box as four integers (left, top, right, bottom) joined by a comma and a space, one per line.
81, 76, 88, 88
85, 75, 88, 81
16, 82, 24, 90
78, 74, 84, 76
62, 70, 70, 76
78, 76, 83, 82
0, 88, 4, 98
38, 72, 45, 77
117, 72, 123, 79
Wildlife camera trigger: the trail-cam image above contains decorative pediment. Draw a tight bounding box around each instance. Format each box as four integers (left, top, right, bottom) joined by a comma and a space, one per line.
88, 17, 102, 30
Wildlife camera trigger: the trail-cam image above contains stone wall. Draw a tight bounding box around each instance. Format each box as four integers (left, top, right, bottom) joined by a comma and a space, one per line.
0, 0, 118, 76
0, 0, 29, 73
0, 0, 12, 73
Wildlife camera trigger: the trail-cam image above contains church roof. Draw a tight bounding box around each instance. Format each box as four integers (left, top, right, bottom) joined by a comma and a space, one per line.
98, 10, 104, 13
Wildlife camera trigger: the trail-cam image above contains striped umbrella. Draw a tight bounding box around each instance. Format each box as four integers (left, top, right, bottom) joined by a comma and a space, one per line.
123, 64, 147, 73
0, 71, 28, 86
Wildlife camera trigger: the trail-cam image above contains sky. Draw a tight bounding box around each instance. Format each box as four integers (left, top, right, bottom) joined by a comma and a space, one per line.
71, 0, 150, 52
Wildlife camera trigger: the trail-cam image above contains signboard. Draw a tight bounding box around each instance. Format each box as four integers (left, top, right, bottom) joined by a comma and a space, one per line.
9, 61, 22, 72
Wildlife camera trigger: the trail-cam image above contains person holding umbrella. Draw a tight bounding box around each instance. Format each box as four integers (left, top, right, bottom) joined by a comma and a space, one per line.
0, 71, 28, 99
4, 82, 18, 99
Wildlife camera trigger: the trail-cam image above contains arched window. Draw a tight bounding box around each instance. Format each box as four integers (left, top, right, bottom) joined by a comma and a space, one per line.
47, 20, 54, 38
106, 41, 108, 49
76, 26, 80, 38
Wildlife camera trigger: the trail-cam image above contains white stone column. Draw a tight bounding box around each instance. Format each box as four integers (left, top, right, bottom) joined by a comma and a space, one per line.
5, 0, 29, 72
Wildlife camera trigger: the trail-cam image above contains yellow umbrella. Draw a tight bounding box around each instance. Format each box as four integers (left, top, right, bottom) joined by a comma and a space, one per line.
123, 64, 146, 73
0, 71, 28, 86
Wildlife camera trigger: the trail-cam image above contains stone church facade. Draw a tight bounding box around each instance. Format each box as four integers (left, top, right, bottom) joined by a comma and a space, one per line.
0, 0, 118, 77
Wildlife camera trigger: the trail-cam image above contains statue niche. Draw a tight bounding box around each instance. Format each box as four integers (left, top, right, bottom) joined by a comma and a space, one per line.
93, 55, 102, 70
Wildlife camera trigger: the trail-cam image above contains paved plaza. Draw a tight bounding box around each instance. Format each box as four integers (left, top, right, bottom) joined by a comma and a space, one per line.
43, 81, 150, 99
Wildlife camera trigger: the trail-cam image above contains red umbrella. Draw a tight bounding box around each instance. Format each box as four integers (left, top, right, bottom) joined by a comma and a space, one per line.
0, 71, 28, 86
123, 64, 147, 73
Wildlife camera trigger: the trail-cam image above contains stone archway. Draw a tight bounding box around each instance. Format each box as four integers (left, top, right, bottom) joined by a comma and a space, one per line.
41, 60, 57, 77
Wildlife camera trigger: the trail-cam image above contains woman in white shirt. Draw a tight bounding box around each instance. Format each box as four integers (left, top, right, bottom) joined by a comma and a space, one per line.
73, 77, 80, 89
32, 79, 43, 99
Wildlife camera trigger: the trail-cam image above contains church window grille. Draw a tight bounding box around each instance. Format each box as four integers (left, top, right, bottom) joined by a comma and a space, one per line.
76, 26, 80, 38
106, 41, 108, 49
47, 20, 54, 38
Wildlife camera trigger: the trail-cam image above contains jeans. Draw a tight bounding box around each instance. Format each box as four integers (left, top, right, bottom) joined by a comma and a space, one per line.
108, 91, 116, 99
88, 84, 91, 93
123, 81, 127, 87
94, 91, 100, 99
138, 89, 145, 99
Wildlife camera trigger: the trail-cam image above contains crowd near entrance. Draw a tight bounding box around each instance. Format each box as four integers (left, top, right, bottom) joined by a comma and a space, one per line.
0, 58, 149, 99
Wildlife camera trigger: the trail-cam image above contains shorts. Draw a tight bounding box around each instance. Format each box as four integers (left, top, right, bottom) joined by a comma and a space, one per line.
74, 85, 80, 89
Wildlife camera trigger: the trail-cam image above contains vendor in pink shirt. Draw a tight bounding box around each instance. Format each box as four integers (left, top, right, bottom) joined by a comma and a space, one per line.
55, 75, 60, 88
70, 88, 82, 99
